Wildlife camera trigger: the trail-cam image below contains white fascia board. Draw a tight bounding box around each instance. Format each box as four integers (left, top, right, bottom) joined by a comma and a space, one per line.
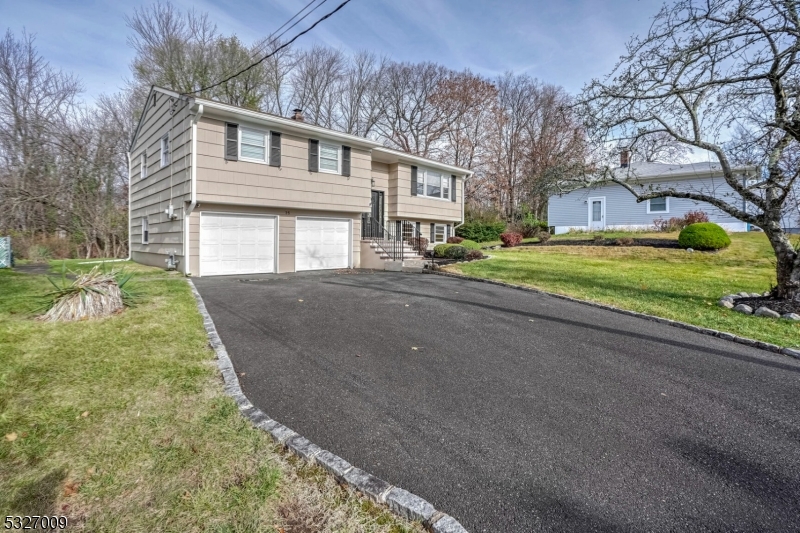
196, 99, 379, 150
371, 147, 473, 176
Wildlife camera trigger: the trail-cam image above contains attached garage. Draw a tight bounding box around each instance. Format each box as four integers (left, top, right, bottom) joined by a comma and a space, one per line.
200, 213, 276, 276
295, 217, 351, 271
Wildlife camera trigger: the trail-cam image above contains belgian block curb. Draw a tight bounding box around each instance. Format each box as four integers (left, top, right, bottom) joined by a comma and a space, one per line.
422, 270, 800, 360
187, 280, 469, 533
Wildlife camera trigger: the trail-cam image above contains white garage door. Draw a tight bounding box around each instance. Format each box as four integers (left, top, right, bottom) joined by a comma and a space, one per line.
200, 213, 276, 276
295, 217, 350, 271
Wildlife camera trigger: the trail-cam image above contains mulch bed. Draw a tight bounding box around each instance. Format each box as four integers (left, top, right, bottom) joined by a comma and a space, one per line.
735, 297, 800, 315
517, 238, 682, 249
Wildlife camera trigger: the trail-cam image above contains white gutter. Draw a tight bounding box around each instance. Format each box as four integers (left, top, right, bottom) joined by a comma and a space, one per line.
454, 171, 472, 230
184, 103, 203, 276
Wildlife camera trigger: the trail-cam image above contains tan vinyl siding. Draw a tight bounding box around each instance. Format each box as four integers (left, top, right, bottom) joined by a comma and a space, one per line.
388, 163, 462, 222
189, 204, 361, 275
195, 117, 371, 212
130, 92, 193, 269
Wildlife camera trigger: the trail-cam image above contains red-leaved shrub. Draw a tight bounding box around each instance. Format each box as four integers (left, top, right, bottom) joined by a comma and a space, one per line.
465, 249, 484, 260
446, 236, 464, 244
684, 210, 709, 225
500, 232, 523, 247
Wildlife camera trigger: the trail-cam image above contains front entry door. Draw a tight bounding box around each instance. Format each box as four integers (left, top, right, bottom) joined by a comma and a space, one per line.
588, 197, 605, 230
364, 190, 384, 238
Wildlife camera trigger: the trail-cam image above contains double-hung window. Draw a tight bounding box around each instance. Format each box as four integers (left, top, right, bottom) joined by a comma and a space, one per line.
433, 224, 446, 243
160, 133, 170, 167
240, 127, 268, 162
140, 152, 147, 179
142, 217, 149, 245
417, 168, 450, 200
647, 197, 668, 213
319, 142, 340, 173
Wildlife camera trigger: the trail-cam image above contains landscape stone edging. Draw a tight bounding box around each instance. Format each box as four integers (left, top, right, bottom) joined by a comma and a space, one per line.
186, 280, 467, 532
421, 270, 800, 360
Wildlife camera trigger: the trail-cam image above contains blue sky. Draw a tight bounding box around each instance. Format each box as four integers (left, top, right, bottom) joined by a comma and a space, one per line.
1, 0, 665, 101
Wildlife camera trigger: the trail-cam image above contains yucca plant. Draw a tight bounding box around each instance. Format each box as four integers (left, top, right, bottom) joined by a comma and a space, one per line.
39, 263, 138, 322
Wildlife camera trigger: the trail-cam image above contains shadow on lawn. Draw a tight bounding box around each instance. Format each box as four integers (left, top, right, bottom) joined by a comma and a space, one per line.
6, 468, 66, 516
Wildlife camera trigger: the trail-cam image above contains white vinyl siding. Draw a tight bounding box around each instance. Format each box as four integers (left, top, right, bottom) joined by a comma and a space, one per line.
319, 143, 340, 173
160, 133, 170, 167
418, 168, 450, 200
647, 197, 669, 213
240, 127, 268, 162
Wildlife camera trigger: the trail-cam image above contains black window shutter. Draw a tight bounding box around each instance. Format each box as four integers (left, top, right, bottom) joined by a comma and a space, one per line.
415, 221, 420, 237
451, 175, 457, 202
411, 166, 418, 196
225, 123, 238, 161
446, 225, 450, 239
308, 139, 319, 172
342, 145, 351, 176
269, 131, 281, 167
430, 223, 434, 242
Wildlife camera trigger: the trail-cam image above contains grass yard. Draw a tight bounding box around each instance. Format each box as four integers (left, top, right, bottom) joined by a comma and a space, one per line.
0, 262, 422, 533
450, 231, 800, 348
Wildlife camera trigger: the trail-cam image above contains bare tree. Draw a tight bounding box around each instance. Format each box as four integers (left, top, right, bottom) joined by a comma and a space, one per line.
290, 45, 344, 128
0, 30, 81, 237
376, 61, 452, 158
579, 0, 800, 300
335, 51, 386, 136
632, 131, 693, 163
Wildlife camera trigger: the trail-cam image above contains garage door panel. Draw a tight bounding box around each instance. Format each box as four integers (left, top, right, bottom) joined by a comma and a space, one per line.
201, 213, 276, 276
295, 218, 350, 271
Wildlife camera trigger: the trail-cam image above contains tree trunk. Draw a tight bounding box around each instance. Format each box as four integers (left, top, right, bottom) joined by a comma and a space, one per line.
764, 226, 800, 301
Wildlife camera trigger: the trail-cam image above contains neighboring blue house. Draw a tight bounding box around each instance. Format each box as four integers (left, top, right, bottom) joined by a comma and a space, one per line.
548, 158, 760, 234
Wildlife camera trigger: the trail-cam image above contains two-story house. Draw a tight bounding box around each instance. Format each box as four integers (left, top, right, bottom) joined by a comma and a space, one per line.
128, 87, 470, 276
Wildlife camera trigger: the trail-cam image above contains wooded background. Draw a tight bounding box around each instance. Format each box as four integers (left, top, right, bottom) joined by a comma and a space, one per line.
0, 2, 587, 259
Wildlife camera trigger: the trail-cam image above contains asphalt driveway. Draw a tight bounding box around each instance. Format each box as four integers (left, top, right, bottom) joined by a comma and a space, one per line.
193, 271, 800, 532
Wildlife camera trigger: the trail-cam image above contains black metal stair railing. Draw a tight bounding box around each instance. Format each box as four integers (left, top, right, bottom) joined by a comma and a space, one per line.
361, 214, 404, 261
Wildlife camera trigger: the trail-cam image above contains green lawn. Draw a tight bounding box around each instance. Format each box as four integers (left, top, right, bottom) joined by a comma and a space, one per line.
0, 263, 422, 532
451, 232, 800, 348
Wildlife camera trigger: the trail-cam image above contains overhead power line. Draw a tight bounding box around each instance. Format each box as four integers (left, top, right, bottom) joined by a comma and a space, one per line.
210, 0, 328, 88
185, 0, 352, 96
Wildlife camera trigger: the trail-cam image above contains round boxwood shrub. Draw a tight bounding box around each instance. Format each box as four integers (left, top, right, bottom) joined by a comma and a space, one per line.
444, 245, 467, 260
459, 239, 482, 251
678, 222, 731, 250
434, 243, 457, 257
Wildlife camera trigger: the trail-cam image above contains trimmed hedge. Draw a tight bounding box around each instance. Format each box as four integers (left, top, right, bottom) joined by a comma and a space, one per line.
444, 245, 467, 260
434, 244, 456, 257
459, 239, 482, 250
677, 222, 731, 250
456, 221, 506, 242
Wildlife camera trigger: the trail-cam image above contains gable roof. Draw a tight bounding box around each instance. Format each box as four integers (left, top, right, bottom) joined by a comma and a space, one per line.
129, 86, 472, 177
610, 161, 757, 181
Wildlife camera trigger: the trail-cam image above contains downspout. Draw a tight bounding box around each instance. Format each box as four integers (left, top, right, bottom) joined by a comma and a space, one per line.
454, 171, 470, 230
126, 151, 132, 260
184, 103, 203, 275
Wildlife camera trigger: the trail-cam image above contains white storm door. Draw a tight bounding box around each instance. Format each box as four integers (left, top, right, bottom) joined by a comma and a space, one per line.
295, 217, 351, 271
588, 197, 605, 230
200, 213, 276, 276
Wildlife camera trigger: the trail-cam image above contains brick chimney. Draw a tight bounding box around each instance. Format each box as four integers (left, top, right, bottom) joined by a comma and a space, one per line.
620, 149, 630, 168
291, 108, 304, 122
